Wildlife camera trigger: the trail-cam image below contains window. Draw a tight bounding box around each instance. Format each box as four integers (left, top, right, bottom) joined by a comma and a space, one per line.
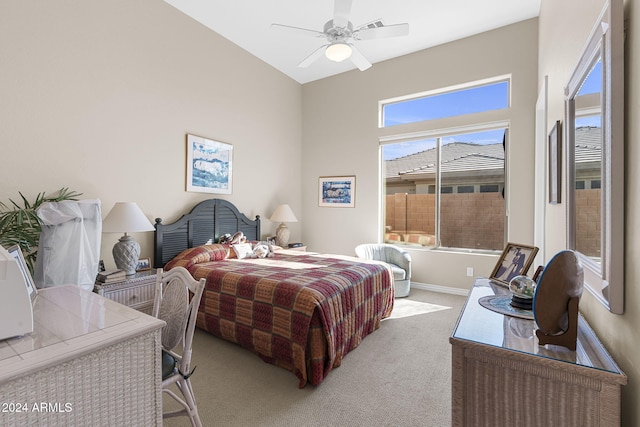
480, 184, 500, 193
441, 186, 453, 194
382, 129, 506, 251
382, 80, 509, 127
380, 79, 509, 252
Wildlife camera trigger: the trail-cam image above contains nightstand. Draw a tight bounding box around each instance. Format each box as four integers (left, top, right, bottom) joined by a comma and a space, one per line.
94, 269, 157, 314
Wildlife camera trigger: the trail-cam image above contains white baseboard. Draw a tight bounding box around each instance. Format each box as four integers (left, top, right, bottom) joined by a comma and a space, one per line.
410, 281, 469, 296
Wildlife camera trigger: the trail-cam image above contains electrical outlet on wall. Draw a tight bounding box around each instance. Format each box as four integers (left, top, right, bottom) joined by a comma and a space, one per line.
466, 267, 474, 277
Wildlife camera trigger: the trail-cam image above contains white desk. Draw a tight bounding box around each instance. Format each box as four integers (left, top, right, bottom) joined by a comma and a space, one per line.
0, 285, 165, 426
450, 278, 627, 426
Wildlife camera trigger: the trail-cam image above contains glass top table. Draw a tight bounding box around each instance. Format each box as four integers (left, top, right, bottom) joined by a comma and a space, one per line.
451, 277, 625, 377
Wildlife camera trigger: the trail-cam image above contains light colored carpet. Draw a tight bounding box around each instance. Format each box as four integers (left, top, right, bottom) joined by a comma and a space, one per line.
163, 288, 465, 427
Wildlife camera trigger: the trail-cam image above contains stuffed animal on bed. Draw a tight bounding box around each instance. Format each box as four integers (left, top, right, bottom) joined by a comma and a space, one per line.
219, 231, 247, 245
252, 241, 275, 258
218, 233, 233, 244
230, 231, 247, 244
221, 233, 275, 259
252, 244, 270, 258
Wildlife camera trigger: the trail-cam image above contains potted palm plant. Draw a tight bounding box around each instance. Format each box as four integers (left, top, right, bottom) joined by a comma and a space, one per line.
0, 187, 82, 273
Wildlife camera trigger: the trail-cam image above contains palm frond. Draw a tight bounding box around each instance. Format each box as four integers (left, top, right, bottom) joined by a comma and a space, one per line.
0, 187, 82, 274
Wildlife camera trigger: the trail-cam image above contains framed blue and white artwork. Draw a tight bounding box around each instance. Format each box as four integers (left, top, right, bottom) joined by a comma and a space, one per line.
318, 176, 356, 208
186, 134, 233, 194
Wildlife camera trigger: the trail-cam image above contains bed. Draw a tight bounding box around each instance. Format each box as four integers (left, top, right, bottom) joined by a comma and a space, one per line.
154, 199, 394, 387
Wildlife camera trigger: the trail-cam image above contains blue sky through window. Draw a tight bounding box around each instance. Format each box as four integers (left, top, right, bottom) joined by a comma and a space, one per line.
580, 60, 602, 95
383, 81, 509, 127
382, 81, 508, 160
575, 60, 602, 127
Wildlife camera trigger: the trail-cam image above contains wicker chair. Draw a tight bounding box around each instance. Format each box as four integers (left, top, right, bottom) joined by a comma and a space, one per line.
355, 243, 412, 297
152, 267, 206, 427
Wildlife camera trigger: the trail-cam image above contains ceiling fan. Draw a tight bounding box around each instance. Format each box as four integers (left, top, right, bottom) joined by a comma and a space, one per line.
271, 0, 409, 71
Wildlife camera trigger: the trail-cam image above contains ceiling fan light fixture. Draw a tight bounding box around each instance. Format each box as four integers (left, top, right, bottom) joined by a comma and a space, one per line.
325, 42, 352, 62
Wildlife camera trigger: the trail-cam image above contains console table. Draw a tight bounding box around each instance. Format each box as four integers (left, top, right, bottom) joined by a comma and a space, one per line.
0, 285, 165, 426
450, 278, 626, 427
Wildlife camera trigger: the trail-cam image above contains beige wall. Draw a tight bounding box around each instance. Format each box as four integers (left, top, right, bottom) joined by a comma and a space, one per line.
0, 0, 302, 269
539, 0, 639, 424
302, 19, 539, 290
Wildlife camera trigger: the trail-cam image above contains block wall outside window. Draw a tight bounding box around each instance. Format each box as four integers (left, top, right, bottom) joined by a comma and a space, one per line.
385, 193, 504, 250
575, 189, 601, 257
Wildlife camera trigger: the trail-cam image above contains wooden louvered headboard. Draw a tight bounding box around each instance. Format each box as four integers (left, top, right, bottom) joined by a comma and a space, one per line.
153, 199, 261, 268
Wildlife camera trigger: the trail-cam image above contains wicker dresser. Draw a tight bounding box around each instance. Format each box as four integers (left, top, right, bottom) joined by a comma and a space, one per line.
94, 269, 157, 314
450, 278, 627, 427
0, 285, 165, 426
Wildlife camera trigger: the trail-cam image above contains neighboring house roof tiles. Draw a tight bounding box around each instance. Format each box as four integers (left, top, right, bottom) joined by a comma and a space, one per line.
385, 142, 504, 179
575, 126, 602, 165
385, 127, 600, 181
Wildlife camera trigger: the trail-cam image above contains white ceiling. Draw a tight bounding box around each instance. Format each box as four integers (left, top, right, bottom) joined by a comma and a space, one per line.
164, 0, 541, 84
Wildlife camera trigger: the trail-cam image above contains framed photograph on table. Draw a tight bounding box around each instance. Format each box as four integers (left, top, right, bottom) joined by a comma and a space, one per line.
318, 176, 356, 208
136, 257, 151, 272
8, 245, 37, 301
186, 134, 233, 194
490, 243, 539, 287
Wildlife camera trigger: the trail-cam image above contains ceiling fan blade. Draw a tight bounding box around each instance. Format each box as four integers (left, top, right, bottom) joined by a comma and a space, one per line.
333, 0, 353, 28
298, 44, 328, 68
349, 44, 371, 71
271, 23, 325, 38
355, 23, 410, 40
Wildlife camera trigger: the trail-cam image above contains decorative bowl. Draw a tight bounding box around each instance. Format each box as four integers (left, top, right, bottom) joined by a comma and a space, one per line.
509, 275, 536, 310
508, 275, 536, 299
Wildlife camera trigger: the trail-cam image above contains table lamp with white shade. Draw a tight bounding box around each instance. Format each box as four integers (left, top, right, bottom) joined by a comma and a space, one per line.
102, 202, 154, 275
269, 204, 298, 247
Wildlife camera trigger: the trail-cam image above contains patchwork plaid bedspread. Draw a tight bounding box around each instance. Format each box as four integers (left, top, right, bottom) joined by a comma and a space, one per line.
169, 247, 394, 387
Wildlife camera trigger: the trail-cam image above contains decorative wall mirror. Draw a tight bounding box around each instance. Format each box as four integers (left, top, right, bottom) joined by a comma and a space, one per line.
565, 0, 624, 314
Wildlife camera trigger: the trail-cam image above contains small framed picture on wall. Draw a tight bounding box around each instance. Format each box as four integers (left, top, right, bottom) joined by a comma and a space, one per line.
318, 176, 356, 208
186, 134, 233, 194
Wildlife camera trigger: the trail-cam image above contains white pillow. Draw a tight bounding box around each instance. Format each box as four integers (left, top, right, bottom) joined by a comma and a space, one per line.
232, 243, 254, 259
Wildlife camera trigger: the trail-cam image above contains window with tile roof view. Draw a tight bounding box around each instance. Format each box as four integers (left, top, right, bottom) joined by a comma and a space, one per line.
572, 60, 602, 259
380, 80, 509, 251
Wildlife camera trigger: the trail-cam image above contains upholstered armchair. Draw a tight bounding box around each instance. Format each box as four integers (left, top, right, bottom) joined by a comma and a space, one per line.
355, 243, 412, 298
